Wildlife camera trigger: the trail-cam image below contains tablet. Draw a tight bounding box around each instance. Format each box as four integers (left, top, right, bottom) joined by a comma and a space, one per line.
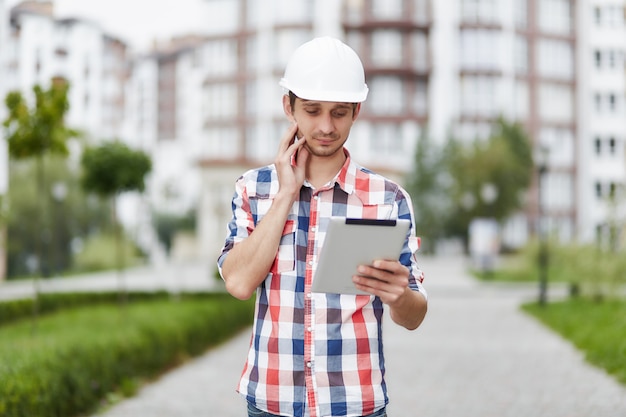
311, 217, 411, 295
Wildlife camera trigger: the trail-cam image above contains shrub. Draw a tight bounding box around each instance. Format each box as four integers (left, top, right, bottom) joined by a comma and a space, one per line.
0, 294, 253, 417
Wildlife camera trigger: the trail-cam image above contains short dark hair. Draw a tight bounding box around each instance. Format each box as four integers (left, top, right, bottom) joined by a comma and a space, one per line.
288, 91, 358, 114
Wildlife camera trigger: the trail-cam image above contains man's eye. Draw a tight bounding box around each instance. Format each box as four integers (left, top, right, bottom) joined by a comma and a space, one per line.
305, 110, 318, 115
333, 112, 348, 118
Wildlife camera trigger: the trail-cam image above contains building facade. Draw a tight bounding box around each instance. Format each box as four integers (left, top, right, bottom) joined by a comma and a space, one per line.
190, 0, 626, 260
578, 0, 626, 246
2, 0, 625, 265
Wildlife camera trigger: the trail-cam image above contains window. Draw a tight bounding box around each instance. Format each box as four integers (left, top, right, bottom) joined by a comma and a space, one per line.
245, 82, 257, 117
460, 75, 498, 117
412, 81, 428, 116
203, 40, 237, 77
594, 93, 602, 112
594, 6, 602, 25
412, 32, 429, 71
608, 50, 616, 68
204, 83, 237, 120
461, 0, 498, 24
206, 127, 239, 158
594, 50, 602, 68
514, 80, 529, 119
515, 0, 527, 28
370, 123, 404, 155
538, 83, 573, 122
538, 0, 571, 35
275, 29, 311, 71
246, 36, 257, 71
609, 94, 617, 112
413, 0, 430, 23
515, 36, 528, 74
460, 29, 501, 71
609, 137, 616, 155
540, 128, 574, 166
594, 137, 602, 155
537, 39, 573, 79
371, 30, 403, 66
275, 0, 311, 24
369, 76, 404, 115
595, 182, 602, 198
371, 0, 404, 18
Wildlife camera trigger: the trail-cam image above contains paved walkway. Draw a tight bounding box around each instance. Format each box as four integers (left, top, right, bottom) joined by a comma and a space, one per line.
4, 257, 626, 416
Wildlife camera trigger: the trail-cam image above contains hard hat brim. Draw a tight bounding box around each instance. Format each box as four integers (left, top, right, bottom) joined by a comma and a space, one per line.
280, 79, 368, 103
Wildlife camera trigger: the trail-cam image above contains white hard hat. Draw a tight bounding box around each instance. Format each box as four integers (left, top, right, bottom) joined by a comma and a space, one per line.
279, 37, 369, 103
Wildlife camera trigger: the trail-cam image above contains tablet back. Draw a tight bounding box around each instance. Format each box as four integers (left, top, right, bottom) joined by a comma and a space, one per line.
311, 217, 410, 295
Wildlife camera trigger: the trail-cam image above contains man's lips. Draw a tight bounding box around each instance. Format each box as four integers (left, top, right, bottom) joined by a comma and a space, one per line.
313, 137, 337, 144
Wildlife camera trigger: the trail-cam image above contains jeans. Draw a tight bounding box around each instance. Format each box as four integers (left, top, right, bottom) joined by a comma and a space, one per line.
247, 402, 387, 417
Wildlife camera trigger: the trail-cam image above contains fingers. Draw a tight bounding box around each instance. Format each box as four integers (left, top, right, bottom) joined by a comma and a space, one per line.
278, 123, 299, 153
353, 261, 409, 293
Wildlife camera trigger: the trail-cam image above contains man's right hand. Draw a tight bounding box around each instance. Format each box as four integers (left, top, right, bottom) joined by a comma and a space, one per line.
275, 123, 309, 200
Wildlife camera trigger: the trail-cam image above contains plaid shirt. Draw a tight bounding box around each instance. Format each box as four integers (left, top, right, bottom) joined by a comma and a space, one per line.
218, 150, 426, 417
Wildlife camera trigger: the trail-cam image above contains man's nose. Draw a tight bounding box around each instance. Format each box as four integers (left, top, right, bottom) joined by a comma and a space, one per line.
318, 113, 334, 134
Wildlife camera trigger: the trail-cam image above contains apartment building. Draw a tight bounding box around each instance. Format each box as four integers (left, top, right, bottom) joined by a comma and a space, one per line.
188, 0, 626, 259
6, 1, 129, 142
578, 0, 626, 246
4, 0, 624, 262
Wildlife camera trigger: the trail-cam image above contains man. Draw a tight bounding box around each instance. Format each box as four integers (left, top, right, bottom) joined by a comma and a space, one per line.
218, 37, 427, 417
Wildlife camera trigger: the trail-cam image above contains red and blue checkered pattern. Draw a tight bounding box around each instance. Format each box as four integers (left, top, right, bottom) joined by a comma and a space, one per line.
218, 150, 426, 417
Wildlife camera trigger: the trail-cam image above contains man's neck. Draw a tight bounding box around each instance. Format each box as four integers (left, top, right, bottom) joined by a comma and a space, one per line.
305, 151, 347, 189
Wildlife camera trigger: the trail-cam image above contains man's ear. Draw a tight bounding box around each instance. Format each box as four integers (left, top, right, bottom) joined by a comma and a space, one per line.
283, 94, 295, 123
352, 103, 362, 121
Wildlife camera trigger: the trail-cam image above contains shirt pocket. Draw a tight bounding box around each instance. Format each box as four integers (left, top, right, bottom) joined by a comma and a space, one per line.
270, 219, 296, 273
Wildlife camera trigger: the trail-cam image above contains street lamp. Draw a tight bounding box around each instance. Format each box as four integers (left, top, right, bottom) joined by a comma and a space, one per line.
535, 146, 549, 306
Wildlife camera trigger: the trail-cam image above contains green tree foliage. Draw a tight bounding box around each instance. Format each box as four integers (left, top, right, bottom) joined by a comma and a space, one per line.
3, 83, 78, 159
446, 118, 533, 240
405, 131, 453, 254
406, 118, 534, 250
81, 141, 152, 197
3, 82, 80, 277
6, 157, 112, 278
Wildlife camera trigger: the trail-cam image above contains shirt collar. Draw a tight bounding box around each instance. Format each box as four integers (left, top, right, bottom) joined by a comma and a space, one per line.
333, 148, 358, 195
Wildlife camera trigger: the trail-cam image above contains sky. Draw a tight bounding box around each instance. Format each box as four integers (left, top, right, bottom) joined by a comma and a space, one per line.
6, 0, 214, 51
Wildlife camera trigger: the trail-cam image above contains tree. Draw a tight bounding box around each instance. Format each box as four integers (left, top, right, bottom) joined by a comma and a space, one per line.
405, 130, 454, 254
445, 118, 534, 244
405, 118, 534, 252
81, 140, 152, 303
2, 81, 79, 324
5, 156, 112, 278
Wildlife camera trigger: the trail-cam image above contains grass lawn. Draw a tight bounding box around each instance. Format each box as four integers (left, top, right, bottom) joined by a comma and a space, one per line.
523, 298, 626, 386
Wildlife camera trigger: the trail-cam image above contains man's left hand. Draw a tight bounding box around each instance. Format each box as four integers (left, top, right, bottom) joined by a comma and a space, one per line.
352, 260, 411, 306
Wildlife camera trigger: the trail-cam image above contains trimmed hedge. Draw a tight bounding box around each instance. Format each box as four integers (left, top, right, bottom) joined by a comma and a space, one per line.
0, 290, 198, 327
0, 293, 253, 417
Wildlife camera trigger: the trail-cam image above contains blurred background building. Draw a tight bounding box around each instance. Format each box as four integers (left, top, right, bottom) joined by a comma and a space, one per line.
0, 0, 625, 269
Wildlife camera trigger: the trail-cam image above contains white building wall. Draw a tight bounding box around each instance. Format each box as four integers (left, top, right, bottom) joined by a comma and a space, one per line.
0, 0, 9, 196
430, 0, 460, 144
579, 0, 626, 244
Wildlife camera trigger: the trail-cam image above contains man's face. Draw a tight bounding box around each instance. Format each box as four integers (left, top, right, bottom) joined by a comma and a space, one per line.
284, 96, 361, 159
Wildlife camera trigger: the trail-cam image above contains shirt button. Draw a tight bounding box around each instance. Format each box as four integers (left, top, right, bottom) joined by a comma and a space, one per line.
307, 326, 312, 332
307, 362, 312, 368
308, 260, 313, 266
307, 292, 312, 298
311, 226, 317, 232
